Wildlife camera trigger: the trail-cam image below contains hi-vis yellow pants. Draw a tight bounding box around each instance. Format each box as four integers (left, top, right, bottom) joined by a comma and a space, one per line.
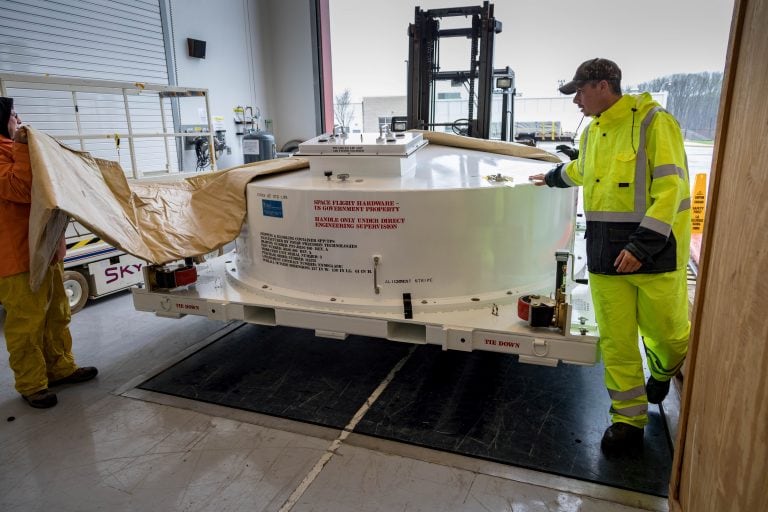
0, 263, 77, 395
590, 269, 690, 428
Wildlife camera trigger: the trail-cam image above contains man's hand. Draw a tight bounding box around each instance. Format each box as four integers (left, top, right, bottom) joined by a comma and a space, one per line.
528, 173, 548, 186
556, 145, 579, 161
614, 249, 642, 273
13, 126, 28, 144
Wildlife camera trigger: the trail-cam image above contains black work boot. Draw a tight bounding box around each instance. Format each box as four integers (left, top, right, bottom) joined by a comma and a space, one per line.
22, 389, 58, 409
49, 367, 99, 387
600, 422, 644, 458
646, 376, 671, 404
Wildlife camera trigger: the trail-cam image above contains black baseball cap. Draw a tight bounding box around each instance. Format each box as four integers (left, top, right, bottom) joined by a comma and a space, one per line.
0, 97, 13, 139
559, 58, 622, 95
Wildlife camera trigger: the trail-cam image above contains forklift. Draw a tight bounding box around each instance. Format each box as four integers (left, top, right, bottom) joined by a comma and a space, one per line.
405, 1, 515, 141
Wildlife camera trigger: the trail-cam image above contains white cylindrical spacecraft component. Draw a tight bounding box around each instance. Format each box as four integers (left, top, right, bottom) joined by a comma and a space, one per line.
231, 138, 575, 312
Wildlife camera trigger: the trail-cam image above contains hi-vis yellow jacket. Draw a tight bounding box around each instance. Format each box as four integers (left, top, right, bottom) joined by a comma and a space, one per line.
545, 92, 691, 275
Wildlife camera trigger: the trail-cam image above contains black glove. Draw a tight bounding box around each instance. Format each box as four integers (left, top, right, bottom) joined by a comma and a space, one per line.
556, 145, 579, 161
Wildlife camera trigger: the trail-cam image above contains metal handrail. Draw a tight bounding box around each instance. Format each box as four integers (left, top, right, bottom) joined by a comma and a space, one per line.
0, 72, 216, 178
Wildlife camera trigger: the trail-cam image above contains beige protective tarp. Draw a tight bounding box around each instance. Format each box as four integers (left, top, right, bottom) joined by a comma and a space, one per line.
26, 127, 309, 290
413, 130, 561, 163
25, 127, 559, 290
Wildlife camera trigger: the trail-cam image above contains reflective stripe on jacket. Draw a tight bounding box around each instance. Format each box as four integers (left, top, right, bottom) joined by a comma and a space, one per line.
551, 93, 691, 274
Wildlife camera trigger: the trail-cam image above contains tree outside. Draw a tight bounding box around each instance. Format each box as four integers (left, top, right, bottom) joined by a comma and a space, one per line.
632, 72, 723, 141
334, 88, 355, 130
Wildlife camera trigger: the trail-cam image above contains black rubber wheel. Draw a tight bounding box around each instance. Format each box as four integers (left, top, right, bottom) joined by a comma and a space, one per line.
62, 270, 89, 314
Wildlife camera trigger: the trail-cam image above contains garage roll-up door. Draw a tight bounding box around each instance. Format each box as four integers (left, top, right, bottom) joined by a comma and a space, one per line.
0, 0, 182, 176
0, 0, 169, 82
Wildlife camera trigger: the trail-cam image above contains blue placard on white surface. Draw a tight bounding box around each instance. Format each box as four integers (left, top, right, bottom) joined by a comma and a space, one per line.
262, 199, 283, 218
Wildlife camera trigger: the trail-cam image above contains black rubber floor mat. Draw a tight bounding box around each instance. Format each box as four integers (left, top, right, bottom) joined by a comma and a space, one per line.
354, 345, 672, 498
139, 324, 412, 429
141, 326, 671, 496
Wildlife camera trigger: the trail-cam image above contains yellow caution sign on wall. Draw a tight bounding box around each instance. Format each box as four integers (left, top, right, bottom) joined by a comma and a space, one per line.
691, 173, 707, 234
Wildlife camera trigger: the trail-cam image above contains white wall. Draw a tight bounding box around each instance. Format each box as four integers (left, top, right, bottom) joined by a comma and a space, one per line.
169, 0, 319, 167
362, 96, 406, 132
169, 0, 271, 168
514, 92, 668, 138
262, 0, 320, 146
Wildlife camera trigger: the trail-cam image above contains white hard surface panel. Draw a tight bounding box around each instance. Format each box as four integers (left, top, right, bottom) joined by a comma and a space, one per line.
259, 143, 558, 190
296, 443, 654, 512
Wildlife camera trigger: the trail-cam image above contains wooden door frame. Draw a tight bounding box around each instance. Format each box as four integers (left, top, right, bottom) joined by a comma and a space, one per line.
669, 0, 763, 509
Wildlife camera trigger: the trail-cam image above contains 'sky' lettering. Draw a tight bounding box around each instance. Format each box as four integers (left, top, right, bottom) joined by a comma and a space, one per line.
105, 263, 143, 284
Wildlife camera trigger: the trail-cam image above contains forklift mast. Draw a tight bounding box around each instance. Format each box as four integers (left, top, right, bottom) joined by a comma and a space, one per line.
406, 1, 510, 140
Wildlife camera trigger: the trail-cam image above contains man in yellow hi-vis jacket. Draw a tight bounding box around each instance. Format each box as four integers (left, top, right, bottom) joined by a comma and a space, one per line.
530, 58, 691, 458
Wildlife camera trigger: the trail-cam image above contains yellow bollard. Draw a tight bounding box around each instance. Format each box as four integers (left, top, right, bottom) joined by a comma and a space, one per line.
691, 173, 707, 234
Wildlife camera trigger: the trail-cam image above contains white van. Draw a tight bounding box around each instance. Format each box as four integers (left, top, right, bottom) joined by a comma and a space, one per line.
63, 220, 145, 313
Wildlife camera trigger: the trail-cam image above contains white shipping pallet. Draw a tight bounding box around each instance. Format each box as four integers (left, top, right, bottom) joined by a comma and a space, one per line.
132, 254, 599, 367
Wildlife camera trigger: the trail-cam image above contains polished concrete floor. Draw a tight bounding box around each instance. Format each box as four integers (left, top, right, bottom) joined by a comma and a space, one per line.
0, 291, 669, 512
